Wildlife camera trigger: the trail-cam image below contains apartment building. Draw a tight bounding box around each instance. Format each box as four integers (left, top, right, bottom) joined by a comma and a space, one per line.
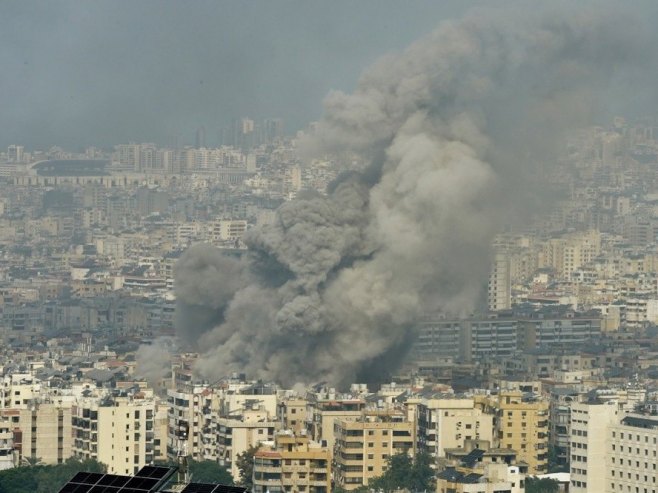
305, 393, 365, 450
0, 416, 15, 469
606, 414, 658, 493
252, 433, 331, 493
167, 385, 206, 460
217, 408, 277, 482
477, 391, 549, 474
416, 397, 494, 459
333, 410, 415, 491
437, 462, 524, 493
277, 397, 308, 435
568, 401, 620, 493
72, 395, 157, 475
11, 402, 73, 465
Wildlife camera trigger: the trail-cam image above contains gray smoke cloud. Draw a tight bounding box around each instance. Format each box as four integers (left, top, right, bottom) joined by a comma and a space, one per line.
175, 8, 656, 386
135, 336, 175, 389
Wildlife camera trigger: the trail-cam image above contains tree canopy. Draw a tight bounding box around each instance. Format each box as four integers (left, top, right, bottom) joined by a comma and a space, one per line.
188, 460, 233, 485
525, 477, 559, 493
0, 457, 106, 493
368, 452, 435, 493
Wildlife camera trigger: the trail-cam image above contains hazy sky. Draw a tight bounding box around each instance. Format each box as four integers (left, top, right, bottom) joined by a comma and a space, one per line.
0, 0, 488, 150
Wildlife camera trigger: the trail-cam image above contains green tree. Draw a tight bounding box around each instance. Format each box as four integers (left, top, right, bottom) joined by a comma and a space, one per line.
189, 460, 233, 484
235, 445, 260, 490
525, 477, 559, 493
21, 456, 44, 467
0, 457, 106, 493
368, 452, 435, 492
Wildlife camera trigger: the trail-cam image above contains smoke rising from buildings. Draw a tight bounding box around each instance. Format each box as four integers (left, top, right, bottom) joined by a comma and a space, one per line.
174, 9, 655, 386
135, 337, 175, 388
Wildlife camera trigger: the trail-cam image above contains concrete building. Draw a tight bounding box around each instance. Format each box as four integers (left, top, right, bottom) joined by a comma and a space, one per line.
277, 397, 308, 436
217, 408, 277, 482
568, 401, 620, 493
252, 433, 331, 493
607, 414, 658, 493
72, 395, 157, 475
167, 385, 206, 461
0, 416, 16, 469
210, 219, 247, 243
416, 397, 494, 460
437, 463, 524, 493
11, 402, 73, 465
477, 391, 549, 474
333, 410, 415, 491
488, 250, 512, 312
305, 393, 365, 451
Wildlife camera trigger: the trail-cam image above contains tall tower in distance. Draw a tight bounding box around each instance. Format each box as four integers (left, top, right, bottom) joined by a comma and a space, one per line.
488, 249, 511, 312
195, 126, 206, 149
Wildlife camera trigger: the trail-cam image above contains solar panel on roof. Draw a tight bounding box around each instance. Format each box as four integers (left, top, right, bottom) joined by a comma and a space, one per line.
59, 484, 92, 493
181, 483, 218, 493
97, 475, 132, 487
89, 486, 121, 493
135, 466, 175, 479
125, 477, 159, 490
212, 486, 249, 493
59, 469, 175, 493
181, 483, 249, 493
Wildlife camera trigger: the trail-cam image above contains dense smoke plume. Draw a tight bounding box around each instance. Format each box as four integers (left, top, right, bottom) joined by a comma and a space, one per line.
174, 9, 653, 386
135, 336, 175, 389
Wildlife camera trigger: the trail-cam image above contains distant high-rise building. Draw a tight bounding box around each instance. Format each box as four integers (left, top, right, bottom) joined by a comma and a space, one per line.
195, 126, 206, 149
231, 118, 256, 150
488, 249, 512, 311
7, 145, 24, 163
264, 118, 284, 142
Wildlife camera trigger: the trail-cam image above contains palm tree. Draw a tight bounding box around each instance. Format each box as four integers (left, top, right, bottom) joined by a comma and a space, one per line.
21, 455, 44, 467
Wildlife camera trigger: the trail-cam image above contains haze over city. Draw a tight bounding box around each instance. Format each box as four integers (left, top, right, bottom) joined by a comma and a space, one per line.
1, 2, 658, 493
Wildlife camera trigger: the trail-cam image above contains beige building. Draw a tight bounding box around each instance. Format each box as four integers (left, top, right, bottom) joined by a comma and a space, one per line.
477, 391, 549, 474
217, 408, 277, 482
539, 230, 601, 279
72, 395, 157, 475
334, 410, 415, 491
252, 433, 331, 493
305, 394, 365, 450
488, 250, 512, 312
569, 401, 620, 493
437, 463, 524, 493
10, 402, 73, 465
417, 397, 494, 459
278, 397, 308, 435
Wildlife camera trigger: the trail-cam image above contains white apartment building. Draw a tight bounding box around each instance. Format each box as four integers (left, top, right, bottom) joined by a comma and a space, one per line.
0, 417, 15, 469
417, 397, 494, 459
167, 385, 206, 461
210, 219, 248, 243
569, 401, 620, 493
607, 414, 658, 493
72, 395, 158, 475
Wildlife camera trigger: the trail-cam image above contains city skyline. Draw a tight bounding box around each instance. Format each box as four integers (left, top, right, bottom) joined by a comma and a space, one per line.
0, 0, 487, 150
